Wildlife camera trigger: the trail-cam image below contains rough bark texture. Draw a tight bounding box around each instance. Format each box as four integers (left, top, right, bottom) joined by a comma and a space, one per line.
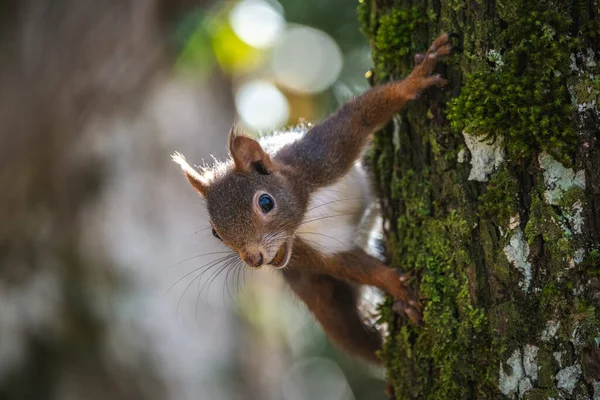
358, 0, 600, 398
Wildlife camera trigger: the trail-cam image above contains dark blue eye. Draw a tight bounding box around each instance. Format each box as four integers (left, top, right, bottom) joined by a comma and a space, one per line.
258, 194, 274, 213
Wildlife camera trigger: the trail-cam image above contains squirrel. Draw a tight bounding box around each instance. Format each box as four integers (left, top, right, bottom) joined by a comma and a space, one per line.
172, 34, 452, 365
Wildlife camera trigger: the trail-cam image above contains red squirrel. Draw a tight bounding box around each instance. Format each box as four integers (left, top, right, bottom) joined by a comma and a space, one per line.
172, 34, 452, 365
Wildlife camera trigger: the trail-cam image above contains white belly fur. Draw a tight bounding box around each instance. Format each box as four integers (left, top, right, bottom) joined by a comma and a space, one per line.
296, 164, 370, 255
258, 128, 372, 255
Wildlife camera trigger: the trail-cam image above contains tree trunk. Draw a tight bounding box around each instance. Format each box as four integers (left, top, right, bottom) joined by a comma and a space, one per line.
359, 0, 600, 398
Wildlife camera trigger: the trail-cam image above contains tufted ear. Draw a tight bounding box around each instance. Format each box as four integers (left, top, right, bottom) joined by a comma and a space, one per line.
228, 128, 276, 175
171, 152, 210, 197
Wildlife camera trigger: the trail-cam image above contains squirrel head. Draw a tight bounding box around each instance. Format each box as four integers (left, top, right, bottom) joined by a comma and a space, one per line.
172, 129, 306, 270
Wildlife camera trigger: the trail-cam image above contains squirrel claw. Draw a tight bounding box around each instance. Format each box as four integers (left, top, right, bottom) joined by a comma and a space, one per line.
392, 300, 404, 314
385, 383, 396, 400
392, 270, 423, 325
424, 74, 448, 88
396, 270, 412, 283
410, 33, 453, 79
393, 300, 424, 326
414, 53, 425, 66
428, 32, 451, 53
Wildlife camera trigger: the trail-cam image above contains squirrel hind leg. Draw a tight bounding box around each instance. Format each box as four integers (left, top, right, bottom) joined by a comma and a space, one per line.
330, 250, 424, 326
283, 270, 383, 365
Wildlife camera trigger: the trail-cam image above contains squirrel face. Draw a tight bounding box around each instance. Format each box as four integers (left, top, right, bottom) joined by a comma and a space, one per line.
172, 131, 307, 269
206, 169, 303, 269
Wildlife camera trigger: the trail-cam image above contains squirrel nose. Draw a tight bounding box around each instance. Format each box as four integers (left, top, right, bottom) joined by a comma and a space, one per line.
243, 251, 264, 268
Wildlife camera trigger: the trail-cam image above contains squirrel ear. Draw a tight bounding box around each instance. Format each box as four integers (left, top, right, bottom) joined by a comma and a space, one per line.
228, 128, 276, 174
171, 152, 209, 197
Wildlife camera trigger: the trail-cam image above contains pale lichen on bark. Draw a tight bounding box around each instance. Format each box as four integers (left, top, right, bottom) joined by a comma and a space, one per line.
503, 229, 532, 292
499, 345, 540, 398
538, 152, 586, 206
462, 131, 505, 182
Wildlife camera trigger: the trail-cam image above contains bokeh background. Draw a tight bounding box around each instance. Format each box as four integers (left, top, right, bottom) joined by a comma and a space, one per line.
0, 0, 388, 399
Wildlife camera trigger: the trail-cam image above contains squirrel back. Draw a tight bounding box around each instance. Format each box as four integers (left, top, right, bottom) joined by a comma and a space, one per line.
260, 126, 372, 256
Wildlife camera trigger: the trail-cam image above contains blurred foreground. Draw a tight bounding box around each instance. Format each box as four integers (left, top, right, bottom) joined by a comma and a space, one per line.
0, 1, 386, 399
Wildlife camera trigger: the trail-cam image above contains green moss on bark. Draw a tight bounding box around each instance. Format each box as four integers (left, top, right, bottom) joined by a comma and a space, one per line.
478, 168, 519, 227
383, 209, 491, 399
446, 5, 579, 161
361, 0, 600, 398
373, 8, 426, 77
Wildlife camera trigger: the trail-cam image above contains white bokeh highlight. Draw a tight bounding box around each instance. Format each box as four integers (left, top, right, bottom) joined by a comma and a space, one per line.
229, 0, 285, 49
272, 25, 343, 95
235, 80, 290, 131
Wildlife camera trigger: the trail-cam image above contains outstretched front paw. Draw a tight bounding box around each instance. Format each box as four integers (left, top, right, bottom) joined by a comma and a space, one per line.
403, 33, 453, 99
417, 33, 453, 74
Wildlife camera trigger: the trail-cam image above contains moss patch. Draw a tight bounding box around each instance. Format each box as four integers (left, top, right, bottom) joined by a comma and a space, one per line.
361, 0, 600, 397
478, 168, 519, 227
373, 8, 426, 77
568, 73, 600, 106
357, 0, 376, 42
446, 4, 580, 162
383, 208, 491, 399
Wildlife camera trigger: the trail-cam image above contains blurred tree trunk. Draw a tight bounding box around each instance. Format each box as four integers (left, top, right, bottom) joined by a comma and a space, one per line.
359, 0, 600, 398
0, 1, 207, 399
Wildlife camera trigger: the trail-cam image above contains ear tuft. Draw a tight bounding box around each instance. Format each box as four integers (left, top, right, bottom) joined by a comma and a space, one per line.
171, 152, 209, 197
228, 128, 276, 174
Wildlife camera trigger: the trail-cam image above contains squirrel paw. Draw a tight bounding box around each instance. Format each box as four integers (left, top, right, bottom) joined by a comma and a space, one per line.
397, 271, 412, 283
385, 383, 396, 400
392, 271, 424, 326
422, 73, 448, 88
402, 33, 452, 100
428, 32, 452, 54
393, 299, 423, 326
411, 33, 452, 77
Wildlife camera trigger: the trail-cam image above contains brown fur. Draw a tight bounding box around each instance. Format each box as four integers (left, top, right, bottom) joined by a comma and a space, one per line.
173, 34, 452, 364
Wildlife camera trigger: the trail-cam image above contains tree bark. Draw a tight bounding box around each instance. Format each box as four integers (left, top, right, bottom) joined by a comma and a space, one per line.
359, 0, 600, 398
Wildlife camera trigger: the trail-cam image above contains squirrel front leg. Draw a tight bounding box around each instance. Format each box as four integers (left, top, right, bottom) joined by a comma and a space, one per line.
282, 268, 383, 364
276, 33, 452, 188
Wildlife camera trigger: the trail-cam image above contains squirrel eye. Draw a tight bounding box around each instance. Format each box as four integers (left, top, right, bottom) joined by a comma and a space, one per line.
212, 228, 221, 241
258, 194, 274, 214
